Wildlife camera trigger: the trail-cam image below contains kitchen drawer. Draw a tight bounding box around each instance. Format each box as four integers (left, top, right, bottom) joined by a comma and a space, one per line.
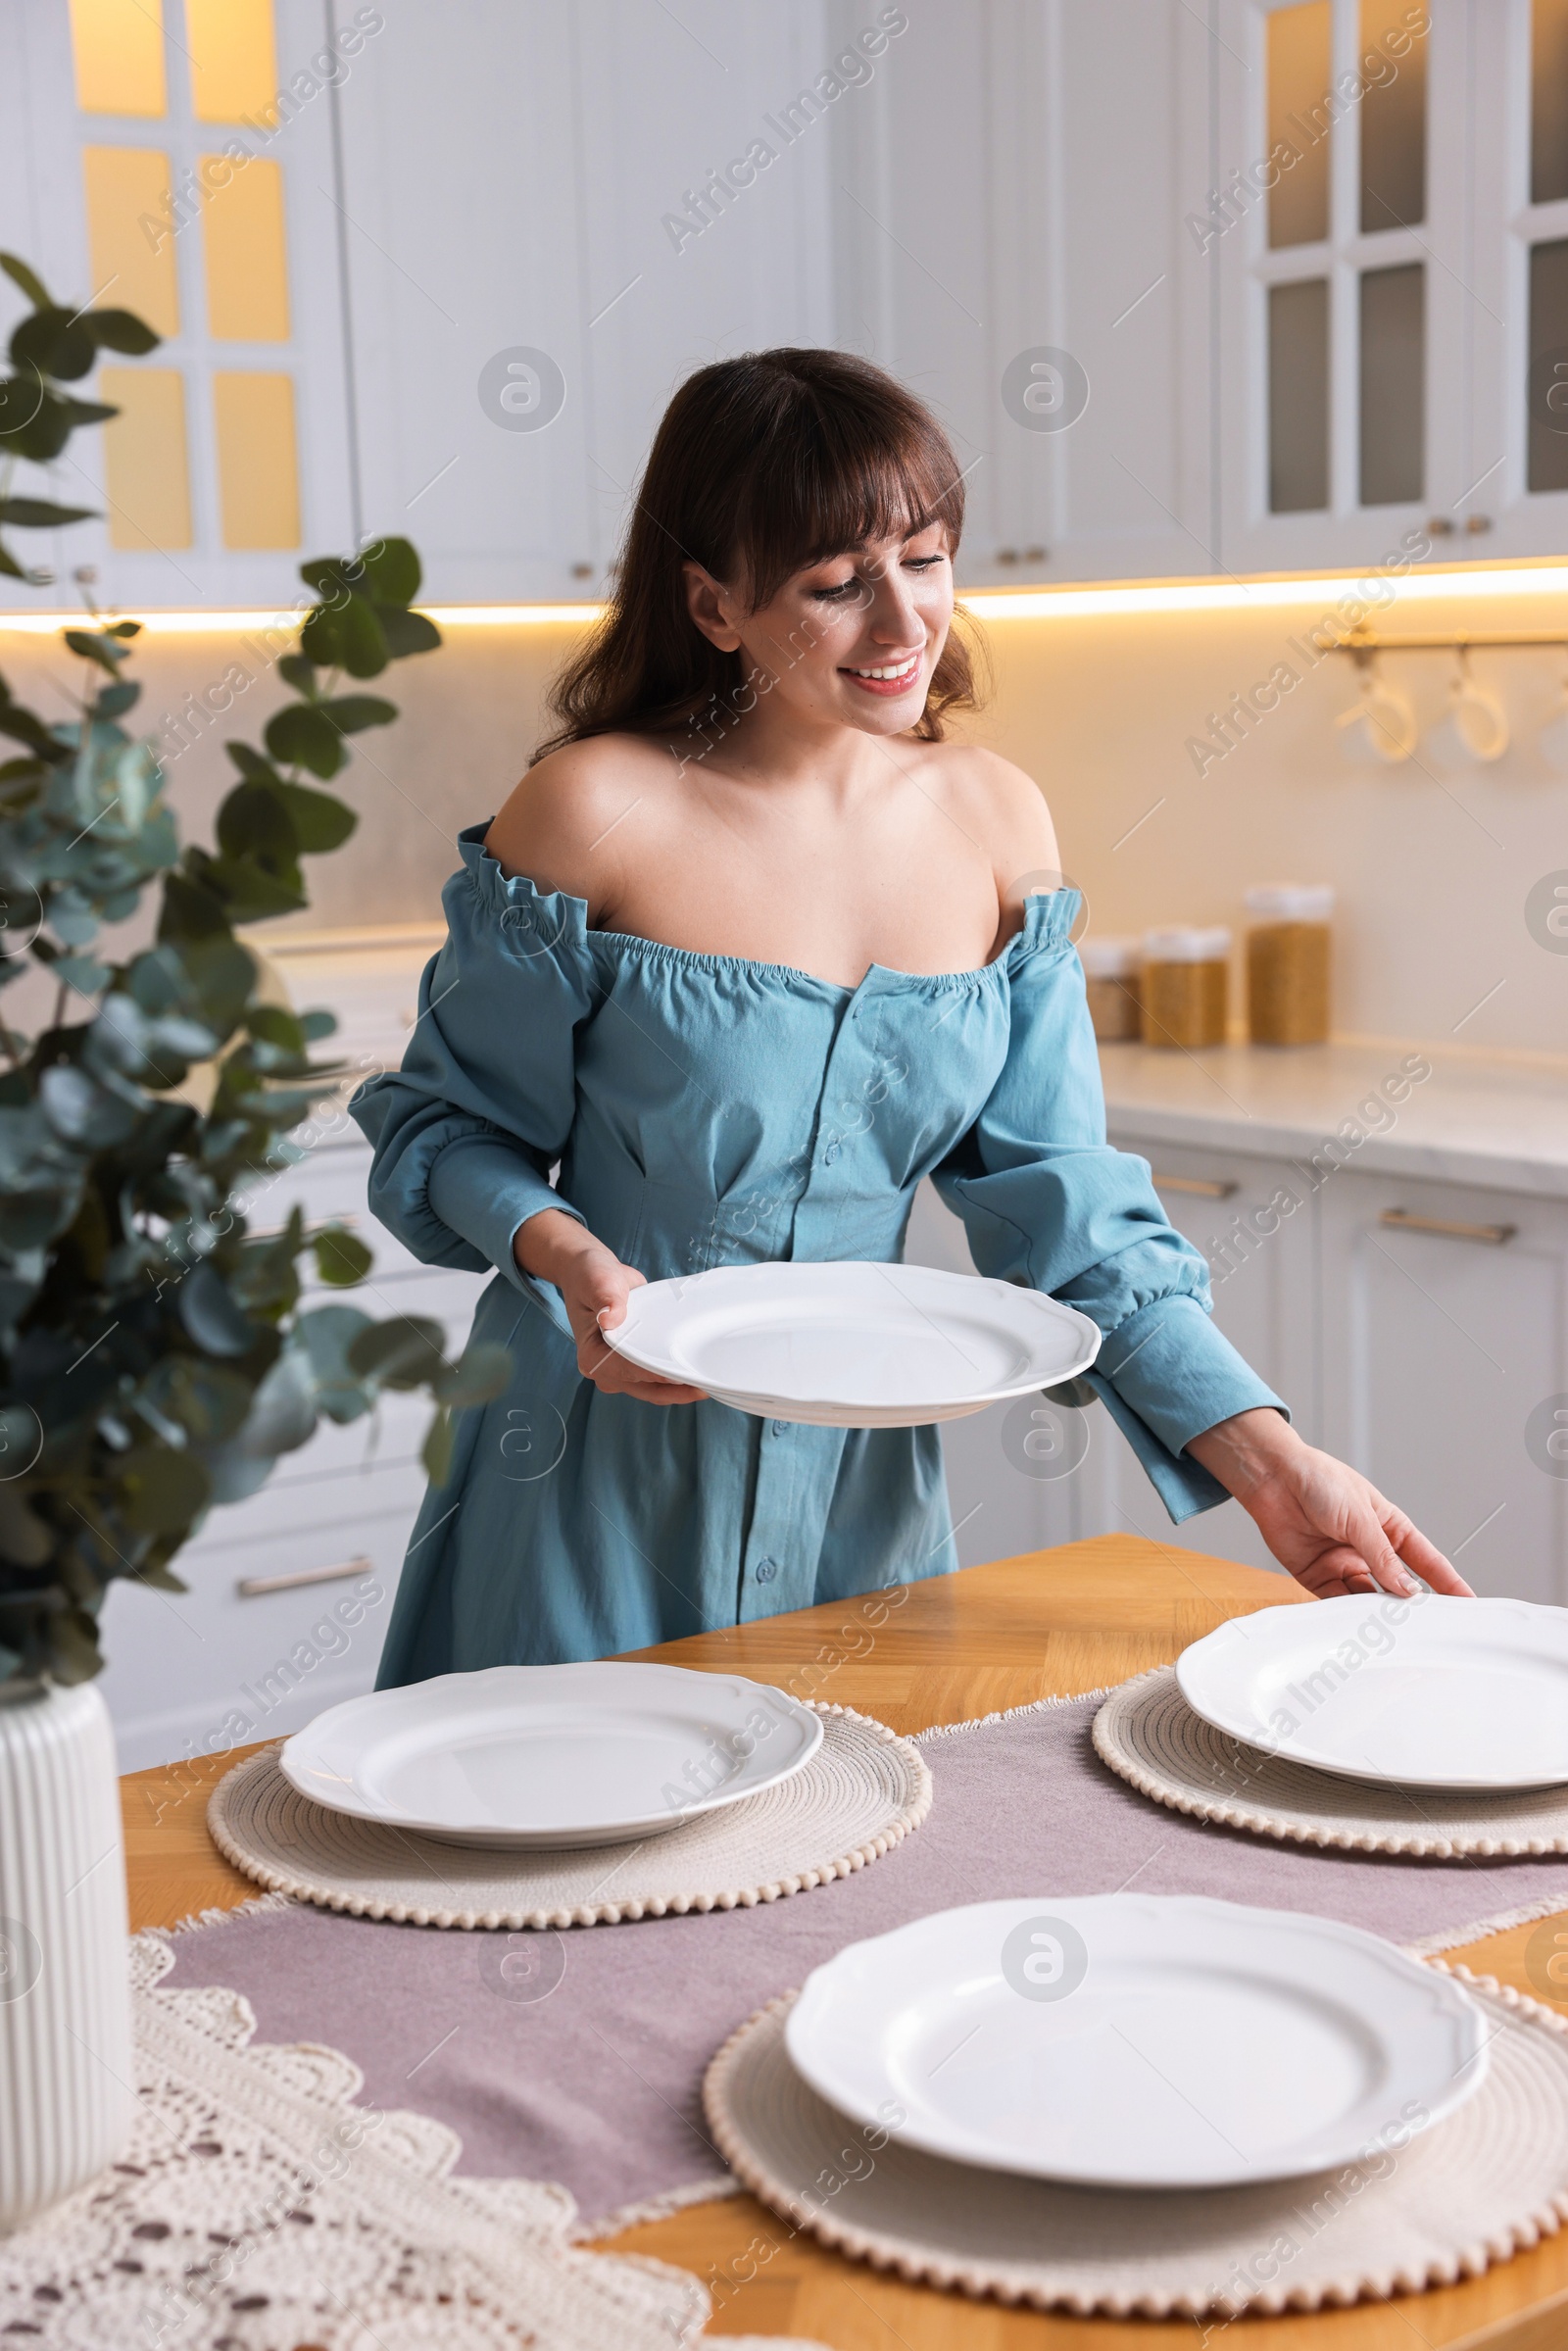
99, 1470, 432, 1771
1318, 1171, 1568, 1605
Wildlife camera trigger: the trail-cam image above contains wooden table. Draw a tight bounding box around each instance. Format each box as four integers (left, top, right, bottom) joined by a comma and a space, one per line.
122, 1534, 1568, 2351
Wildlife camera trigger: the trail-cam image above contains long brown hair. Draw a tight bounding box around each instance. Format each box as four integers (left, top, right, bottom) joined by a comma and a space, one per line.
533, 349, 982, 761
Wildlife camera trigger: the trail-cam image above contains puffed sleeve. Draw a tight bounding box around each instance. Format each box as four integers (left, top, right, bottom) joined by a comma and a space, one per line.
349, 825, 595, 1336
930, 892, 1286, 1523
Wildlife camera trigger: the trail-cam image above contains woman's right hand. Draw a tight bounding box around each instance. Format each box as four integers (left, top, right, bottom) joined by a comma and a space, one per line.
514, 1207, 708, 1404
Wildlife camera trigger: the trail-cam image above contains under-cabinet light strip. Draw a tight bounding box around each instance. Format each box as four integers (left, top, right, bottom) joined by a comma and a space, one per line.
3, 562, 1568, 635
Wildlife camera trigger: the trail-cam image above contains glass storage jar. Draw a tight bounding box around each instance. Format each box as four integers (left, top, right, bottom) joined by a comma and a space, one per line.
1246, 883, 1333, 1046
1079, 936, 1142, 1042
1141, 926, 1231, 1049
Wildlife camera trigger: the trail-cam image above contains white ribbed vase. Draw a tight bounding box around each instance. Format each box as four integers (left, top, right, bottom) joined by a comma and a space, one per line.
0, 1678, 133, 2232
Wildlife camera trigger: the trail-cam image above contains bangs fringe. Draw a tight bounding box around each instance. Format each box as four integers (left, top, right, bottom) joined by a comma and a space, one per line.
534, 349, 982, 760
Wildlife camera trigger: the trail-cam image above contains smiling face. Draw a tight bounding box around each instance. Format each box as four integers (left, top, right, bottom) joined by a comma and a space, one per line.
683, 519, 956, 740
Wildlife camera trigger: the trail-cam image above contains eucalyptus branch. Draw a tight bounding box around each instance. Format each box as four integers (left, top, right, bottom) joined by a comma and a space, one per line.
0, 247, 505, 1689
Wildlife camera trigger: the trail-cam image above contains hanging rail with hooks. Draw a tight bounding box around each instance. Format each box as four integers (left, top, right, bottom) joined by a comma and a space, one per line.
1333, 632, 1568, 657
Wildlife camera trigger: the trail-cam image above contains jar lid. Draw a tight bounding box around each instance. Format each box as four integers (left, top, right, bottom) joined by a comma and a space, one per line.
1245, 883, 1335, 921
1078, 934, 1141, 976
1143, 925, 1232, 962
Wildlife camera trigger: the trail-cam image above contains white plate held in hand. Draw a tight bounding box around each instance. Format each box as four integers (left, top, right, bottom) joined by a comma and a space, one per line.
784, 1894, 1487, 2189
1177, 1594, 1568, 1790
280, 1663, 823, 1848
606, 1260, 1102, 1427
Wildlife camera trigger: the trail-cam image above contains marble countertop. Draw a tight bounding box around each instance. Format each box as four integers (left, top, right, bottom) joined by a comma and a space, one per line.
1100, 1040, 1568, 1200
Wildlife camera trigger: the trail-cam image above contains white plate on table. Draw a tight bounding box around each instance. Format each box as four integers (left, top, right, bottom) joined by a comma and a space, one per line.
784, 1893, 1487, 2190
606, 1261, 1102, 1427
280, 1662, 823, 1848
1178, 1595, 1568, 1791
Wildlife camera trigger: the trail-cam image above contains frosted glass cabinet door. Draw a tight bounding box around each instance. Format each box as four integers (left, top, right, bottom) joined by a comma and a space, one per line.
0, 0, 356, 612
1465, 0, 1568, 556
1316, 1170, 1568, 1604
1212, 0, 1475, 574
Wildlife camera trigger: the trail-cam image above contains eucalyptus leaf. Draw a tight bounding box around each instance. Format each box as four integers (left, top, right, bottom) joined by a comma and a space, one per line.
176, 1261, 255, 1357
84, 308, 161, 355
64, 629, 128, 674
311, 1226, 371, 1286
0, 1488, 51, 1568
224, 741, 280, 785
11, 307, 95, 381
0, 498, 97, 528
277, 782, 356, 853
432, 1341, 513, 1410
297, 1302, 375, 1423
52, 954, 111, 997
300, 591, 388, 678
264, 703, 345, 779
0, 384, 73, 464
39, 1063, 138, 1148
122, 1445, 211, 1536
357, 538, 421, 606
318, 694, 397, 735
347, 1316, 446, 1390
0, 253, 51, 308
376, 606, 442, 661
422, 1405, 455, 1487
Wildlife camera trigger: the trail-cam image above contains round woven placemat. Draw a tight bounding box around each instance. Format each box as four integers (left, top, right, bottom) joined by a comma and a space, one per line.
704, 1969, 1568, 2319
206, 1701, 930, 1929
1092, 1666, 1568, 1856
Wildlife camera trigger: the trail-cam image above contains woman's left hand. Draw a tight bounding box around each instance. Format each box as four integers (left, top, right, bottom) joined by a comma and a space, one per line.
1186, 1408, 1475, 1599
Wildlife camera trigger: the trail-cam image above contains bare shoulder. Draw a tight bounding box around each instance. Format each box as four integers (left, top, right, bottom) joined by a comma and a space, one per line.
917, 741, 1059, 900
484, 733, 672, 912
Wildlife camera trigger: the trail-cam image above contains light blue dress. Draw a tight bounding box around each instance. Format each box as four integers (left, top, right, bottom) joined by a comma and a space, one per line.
353, 825, 1283, 1686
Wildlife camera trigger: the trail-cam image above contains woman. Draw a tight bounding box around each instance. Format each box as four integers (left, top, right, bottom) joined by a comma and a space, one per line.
354, 349, 1468, 1687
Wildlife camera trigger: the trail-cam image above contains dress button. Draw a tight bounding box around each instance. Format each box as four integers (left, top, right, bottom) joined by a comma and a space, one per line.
822, 1143, 839, 1165
755, 1556, 778, 1583
770, 1420, 789, 1437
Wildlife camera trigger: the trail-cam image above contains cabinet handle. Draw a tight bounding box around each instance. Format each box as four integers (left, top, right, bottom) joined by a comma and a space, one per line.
237, 1554, 372, 1598
1379, 1208, 1516, 1246
1152, 1172, 1239, 1199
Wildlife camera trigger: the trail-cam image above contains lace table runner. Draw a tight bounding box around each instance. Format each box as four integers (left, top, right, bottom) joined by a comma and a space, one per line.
0, 1935, 824, 2351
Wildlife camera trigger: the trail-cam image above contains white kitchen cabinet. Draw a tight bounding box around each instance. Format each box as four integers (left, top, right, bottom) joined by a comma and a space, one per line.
99, 1463, 428, 1775
334, 0, 837, 603
905, 1130, 1318, 1579
1210, 0, 1477, 574
904, 1179, 1101, 1569
1464, 0, 1568, 557
1089, 1132, 1319, 1578
1210, 0, 1568, 571
919, 1092, 1568, 1606
828, 0, 1216, 588
0, 0, 358, 612
1317, 1166, 1568, 1602
14, 0, 1568, 614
